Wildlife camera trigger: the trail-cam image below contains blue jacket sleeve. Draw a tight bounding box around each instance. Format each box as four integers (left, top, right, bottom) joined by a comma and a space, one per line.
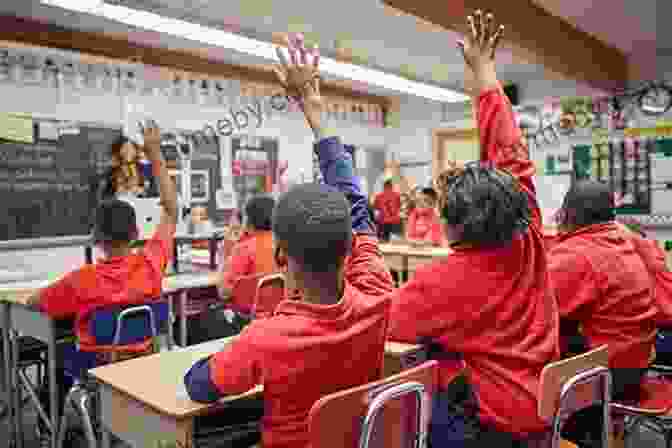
315, 137, 373, 234
184, 356, 223, 403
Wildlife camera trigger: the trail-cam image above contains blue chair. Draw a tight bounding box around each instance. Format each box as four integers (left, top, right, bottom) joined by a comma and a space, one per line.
56, 301, 170, 448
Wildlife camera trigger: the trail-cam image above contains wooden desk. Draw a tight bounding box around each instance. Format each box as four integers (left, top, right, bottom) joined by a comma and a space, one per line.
90, 337, 423, 448
0, 279, 66, 448
379, 244, 452, 282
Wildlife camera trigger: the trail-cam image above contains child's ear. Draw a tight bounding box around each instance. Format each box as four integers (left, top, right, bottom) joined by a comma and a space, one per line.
130, 226, 140, 241
274, 245, 288, 268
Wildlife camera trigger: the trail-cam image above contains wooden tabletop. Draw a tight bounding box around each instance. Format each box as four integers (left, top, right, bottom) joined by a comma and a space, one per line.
379, 244, 452, 258
89, 337, 422, 419
162, 271, 220, 294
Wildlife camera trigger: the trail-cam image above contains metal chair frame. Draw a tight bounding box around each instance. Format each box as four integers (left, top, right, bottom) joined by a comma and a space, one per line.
358, 381, 428, 448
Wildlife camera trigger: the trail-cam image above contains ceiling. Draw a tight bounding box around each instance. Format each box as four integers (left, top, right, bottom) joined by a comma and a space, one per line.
532, 0, 669, 55
0, 0, 554, 101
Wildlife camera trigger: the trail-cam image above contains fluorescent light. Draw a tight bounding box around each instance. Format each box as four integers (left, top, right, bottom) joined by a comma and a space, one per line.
40, 0, 469, 103
41, 0, 102, 13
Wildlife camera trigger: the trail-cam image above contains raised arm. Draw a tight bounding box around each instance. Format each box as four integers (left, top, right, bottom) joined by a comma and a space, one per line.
273, 34, 393, 294
461, 11, 541, 229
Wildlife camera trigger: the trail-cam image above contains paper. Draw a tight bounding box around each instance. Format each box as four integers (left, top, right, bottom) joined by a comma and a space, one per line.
0, 114, 34, 143
216, 188, 236, 209
38, 121, 59, 141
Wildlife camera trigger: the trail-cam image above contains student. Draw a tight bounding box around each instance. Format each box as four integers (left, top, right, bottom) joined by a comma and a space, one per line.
620, 223, 672, 330
387, 11, 559, 447
25, 121, 177, 437
549, 181, 657, 447
405, 187, 444, 246
373, 178, 402, 241
184, 34, 394, 448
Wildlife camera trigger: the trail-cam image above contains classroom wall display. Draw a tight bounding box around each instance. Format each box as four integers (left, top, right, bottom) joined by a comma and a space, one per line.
168, 169, 210, 204
572, 138, 654, 215
0, 116, 122, 240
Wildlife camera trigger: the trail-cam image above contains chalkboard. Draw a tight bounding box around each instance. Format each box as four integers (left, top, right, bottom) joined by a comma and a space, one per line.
0, 121, 121, 240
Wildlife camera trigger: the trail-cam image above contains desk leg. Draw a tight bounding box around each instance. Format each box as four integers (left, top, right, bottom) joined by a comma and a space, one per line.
180, 291, 188, 348
2, 304, 16, 447
47, 323, 59, 448
166, 294, 175, 350
12, 330, 23, 448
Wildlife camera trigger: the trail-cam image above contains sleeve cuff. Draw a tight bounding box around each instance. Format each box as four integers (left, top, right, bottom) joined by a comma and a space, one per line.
184, 356, 223, 403
476, 83, 505, 103
314, 136, 343, 163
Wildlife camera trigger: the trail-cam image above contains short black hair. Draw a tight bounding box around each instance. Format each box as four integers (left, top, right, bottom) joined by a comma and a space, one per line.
421, 187, 438, 203
439, 163, 530, 246
384, 179, 393, 188
244, 195, 275, 231
273, 183, 352, 273
93, 199, 137, 243
560, 180, 615, 227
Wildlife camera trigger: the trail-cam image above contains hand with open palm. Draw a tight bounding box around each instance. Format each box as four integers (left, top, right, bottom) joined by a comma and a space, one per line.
273, 33, 323, 133
457, 10, 504, 94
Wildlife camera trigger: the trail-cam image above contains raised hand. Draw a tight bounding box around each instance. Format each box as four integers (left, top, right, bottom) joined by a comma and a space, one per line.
273, 33, 322, 110
141, 120, 162, 154
457, 10, 504, 93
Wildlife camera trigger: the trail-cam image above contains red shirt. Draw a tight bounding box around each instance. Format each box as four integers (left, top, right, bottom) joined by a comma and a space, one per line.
388, 87, 559, 437
406, 208, 444, 246
38, 222, 175, 352
628, 234, 672, 327
220, 230, 276, 291
207, 234, 393, 448
548, 223, 656, 369
373, 189, 401, 225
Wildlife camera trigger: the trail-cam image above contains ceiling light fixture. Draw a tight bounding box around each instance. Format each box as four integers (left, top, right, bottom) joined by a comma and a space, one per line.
40, 0, 469, 103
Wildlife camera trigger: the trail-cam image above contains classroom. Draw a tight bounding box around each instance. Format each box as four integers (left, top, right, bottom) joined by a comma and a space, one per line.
0, 1, 672, 448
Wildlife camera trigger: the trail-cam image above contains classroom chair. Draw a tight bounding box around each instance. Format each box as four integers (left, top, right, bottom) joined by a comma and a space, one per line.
251, 273, 286, 319
308, 360, 440, 448
609, 363, 672, 446
538, 345, 612, 448
56, 301, 170, 448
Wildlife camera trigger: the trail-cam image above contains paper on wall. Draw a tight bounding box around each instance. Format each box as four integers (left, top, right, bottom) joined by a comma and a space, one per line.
216, 188, 237, 210
38, 121, 59, 141
0, 113, 34, 143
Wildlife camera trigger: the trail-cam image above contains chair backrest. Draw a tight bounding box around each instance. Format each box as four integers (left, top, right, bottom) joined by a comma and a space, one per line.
91, 301, 169, 347
252, 273, 286, 319
308, 360, 443, 448
229, 273, 267, 315
539, 345, 611, 448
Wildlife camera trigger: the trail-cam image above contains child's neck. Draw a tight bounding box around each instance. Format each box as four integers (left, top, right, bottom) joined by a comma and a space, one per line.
301, 277, 343, 306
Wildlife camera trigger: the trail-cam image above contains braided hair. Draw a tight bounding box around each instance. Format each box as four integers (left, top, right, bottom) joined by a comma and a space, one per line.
435, 162, 531, 246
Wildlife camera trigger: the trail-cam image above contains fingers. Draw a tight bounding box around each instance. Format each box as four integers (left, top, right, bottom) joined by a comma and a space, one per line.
294, 33, 309, 65
466, 15, 477, 44
310, 44, 320, 70
489, 25, 504, 58
473, 10, 484, 48
272, 65, 289, 89
285, 35, 299, 66
484, 12, 494, 44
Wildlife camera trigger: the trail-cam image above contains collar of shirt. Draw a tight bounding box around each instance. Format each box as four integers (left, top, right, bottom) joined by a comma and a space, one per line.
274, 283, 361, 320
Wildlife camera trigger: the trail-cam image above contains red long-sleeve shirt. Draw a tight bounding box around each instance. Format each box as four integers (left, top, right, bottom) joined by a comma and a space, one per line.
628, 234, 672, 327
548, 223, 656, 369
388, 87, 559, 437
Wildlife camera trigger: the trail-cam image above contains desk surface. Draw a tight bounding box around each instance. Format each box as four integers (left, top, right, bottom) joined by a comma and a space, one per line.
379, 244, 452, 258
90, 337, 422, 419
0, 271, 221, 303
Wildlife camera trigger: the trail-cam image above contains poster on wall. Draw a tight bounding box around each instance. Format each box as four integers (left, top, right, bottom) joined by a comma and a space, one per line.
169, 169, 210, 203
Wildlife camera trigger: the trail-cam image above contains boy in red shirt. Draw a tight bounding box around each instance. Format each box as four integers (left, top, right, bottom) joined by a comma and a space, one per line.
25, 122, 178, 434
184, 34, 394, 448
373, 179, 402, 241
548, 181, 657, 447
387, 11, 559, 447
405, 187, 444, 246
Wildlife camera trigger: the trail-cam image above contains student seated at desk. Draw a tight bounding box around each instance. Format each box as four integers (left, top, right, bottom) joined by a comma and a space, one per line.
387, 11, 560, 447
548, 181, 657, 447
184, 34, 394, 448
217, 195, 276, 300
405, 187, 444, 247
25, 122, 178, 437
